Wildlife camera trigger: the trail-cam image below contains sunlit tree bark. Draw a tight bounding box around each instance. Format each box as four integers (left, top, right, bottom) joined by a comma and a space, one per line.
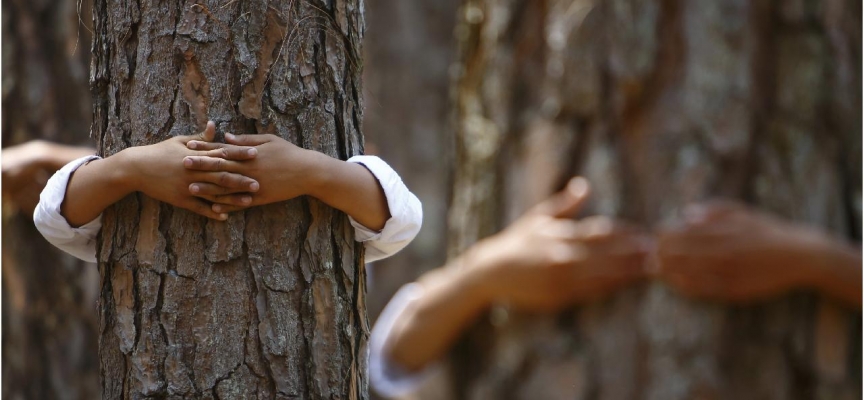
92, 0, 369, 397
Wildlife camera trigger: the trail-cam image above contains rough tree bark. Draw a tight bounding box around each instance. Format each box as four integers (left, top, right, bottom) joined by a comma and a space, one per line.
91, 0, 368, 398
1, 0, 100, 398
443, 0, 861, 399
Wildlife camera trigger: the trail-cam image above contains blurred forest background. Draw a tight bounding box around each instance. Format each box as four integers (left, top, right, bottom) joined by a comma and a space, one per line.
1, 0, 861, 399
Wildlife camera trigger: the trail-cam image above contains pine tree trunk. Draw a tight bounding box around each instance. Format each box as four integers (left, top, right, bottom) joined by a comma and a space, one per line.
445, 0, 861, 399
91, 0, 368, 398
361, 0, 459, 326
2, 0, 100, 398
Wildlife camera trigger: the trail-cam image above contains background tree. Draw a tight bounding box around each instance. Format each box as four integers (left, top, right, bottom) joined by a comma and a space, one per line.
91, 0, 368, 397
444, 0, 861, 399
1, 0, 100, 398
361, 0, 459, 327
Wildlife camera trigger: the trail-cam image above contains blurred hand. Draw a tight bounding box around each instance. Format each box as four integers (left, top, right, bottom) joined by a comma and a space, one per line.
656, 201, 828, 303
183, 133, 325, 211
466, 177, 650, 312
2, 141, 50, 214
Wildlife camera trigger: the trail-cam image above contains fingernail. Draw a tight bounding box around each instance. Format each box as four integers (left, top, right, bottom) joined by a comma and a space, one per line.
183, 157, 193, 167
190, 184, 199, 193
219, 213, 228, 220
241, 196, 252, 205
226, 133, 235, 140
188, 141, 198, 149
213, 205, 222, 212
249, 182, 259, 191
247, 148, 257, 157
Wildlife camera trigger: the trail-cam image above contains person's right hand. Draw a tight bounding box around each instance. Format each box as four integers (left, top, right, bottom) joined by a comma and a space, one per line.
463, 177, 650, 312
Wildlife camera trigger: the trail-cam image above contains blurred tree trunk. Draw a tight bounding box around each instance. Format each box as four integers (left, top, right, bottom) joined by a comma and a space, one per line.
1, 0, 100, 398
444, 0, 861, 399
361, 0, 459, 325
91, 0, 368, 398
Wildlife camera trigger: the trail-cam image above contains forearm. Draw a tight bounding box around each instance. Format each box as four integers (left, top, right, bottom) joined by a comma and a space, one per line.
308, 154, 390, 231
386, 256, 492, 372
61, 151, 136, 227
803, 238, 862, 308
41, 142, 97, 171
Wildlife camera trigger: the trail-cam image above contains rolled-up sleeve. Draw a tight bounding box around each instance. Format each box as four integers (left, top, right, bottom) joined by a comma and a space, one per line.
347, 156, 422, 263
33, 155, 103, 263
369, 283, 441, 397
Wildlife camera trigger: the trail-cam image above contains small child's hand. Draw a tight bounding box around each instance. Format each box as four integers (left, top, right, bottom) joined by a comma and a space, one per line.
183, 133, 327, 212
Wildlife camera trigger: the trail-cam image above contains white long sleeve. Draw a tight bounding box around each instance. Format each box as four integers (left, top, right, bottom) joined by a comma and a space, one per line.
34, 154, 422, 263
369, 283, 442, 398
346, 155, 423, 263
33, 155, 103, 262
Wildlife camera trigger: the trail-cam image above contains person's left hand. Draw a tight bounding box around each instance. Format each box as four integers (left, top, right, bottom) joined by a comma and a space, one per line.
656, 201, 822, 302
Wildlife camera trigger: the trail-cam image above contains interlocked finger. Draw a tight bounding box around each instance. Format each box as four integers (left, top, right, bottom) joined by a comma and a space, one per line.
192, 171, 259, 191
184, 156, 245, 173
211, 203, 251, 213
181, 197, 228, 221
189, 182, 251, 197
200, 193, 254, 209
204, 146, 258, 161
187, 140, 224, 151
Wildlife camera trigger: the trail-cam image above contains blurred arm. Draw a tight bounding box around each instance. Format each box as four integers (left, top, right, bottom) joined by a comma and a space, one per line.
796, 231, 861, 308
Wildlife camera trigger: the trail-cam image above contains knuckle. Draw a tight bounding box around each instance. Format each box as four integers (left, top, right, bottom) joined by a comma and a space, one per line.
218, 172, 230, 186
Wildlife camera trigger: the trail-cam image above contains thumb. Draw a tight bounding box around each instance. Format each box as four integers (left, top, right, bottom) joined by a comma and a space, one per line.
530, 177, 590, 218
225, 133, 271, 146
196, 120, 217, 142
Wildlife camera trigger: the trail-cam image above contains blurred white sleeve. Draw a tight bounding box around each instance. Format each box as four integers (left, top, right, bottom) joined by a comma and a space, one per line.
369, 283, 443, 398
346, 156, 422, 263
33, 155, 103, 263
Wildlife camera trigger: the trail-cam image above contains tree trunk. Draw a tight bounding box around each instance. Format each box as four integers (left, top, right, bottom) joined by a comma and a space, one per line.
445, 0, 861, 399
91, 0, 368, 398
361, 0, 459, 327
2, 0, 100, 398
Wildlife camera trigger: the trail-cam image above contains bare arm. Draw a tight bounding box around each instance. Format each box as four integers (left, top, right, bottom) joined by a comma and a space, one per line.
306, 154, 390, 230
383, 178, 648, 372
658, 202, 862, 309
796, 230, 861, 308
60, 152, 137, 227
386, 253, 493, 372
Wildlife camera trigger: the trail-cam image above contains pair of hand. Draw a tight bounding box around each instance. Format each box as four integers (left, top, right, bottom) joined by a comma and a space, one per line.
130, 121, 312, 220
463, 177, 857, 312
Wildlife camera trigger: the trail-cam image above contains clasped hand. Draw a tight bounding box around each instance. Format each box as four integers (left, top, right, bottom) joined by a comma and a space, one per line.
457, 179, 859, 313
145, 121, 319, 218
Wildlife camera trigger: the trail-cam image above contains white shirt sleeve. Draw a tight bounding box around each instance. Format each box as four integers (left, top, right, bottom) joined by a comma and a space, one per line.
35, 154, 421, 264
33, 155, 103, 263
369, 283, 443, 398
346, 155, 423, 263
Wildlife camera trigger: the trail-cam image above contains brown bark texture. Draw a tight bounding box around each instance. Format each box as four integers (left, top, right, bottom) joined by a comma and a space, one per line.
444, 0, 862, 399
91, 0, 368, 398
2, 0, 100, 398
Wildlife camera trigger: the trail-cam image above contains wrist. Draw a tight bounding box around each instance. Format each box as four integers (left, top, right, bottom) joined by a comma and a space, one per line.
112, 148, 143, 195
300, 150, 339, 199
454, 242, 504, 309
